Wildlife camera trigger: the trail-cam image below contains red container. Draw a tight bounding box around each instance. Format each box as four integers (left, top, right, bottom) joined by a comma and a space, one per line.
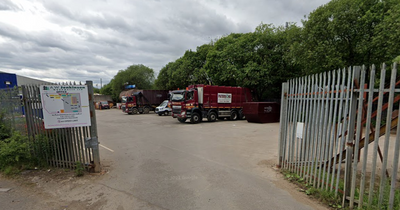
243, 102, 280, 123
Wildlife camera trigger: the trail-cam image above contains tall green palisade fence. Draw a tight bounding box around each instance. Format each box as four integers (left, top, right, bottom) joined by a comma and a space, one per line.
279, 63, 400, 209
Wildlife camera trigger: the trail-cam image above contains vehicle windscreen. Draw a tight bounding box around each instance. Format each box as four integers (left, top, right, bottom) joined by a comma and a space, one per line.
122, 97, 127, 103
171, 92, 185, 102
159, 100, 168, 107
101, 101, 108, 105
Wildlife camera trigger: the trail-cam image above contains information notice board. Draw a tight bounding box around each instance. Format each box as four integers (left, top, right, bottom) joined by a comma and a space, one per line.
40, 85, 91, 129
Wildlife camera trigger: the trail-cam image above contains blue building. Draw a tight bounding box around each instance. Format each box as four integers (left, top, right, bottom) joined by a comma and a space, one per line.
0, 72, 18, 89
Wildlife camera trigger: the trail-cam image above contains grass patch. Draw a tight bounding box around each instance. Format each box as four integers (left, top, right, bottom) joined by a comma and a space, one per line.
282, 169, 400, 209
282, 170, 343, 209
75, 161, 84, 177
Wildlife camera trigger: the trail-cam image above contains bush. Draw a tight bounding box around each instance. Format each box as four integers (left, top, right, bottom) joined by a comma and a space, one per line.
0, 111, 12, 141
31, 134, 53, 167
75, 161, 84, 177
0, 132, 30, 174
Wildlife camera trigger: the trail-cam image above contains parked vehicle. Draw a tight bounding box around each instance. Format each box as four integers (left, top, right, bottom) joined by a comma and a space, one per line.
99, 101, 110, 109
171, 84, 253, 123
155, 100, 172, 116
120, 89, 169, 114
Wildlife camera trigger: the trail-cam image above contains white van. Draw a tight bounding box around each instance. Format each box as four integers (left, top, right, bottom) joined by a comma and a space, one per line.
155, 100, 172, 116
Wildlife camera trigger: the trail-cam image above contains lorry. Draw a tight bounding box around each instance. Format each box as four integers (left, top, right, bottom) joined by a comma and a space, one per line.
155, 100, 172, 116
171, 84, 253, 123
120, 89, 170, 114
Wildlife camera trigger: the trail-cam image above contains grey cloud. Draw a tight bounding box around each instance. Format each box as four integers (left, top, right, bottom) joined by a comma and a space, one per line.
0, 0, 21, 11
0, 22, 78, 52
0, 0, 331, 85
43, 1, 132, 32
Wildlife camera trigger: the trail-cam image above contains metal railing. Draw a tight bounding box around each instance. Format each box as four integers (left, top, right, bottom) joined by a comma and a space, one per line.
0, 87, 26, 134
279, 63, 400, 209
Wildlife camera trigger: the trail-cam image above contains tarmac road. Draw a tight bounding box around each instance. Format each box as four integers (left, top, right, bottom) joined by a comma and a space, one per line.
94, 109, 326, 210
0, 109, 327, 210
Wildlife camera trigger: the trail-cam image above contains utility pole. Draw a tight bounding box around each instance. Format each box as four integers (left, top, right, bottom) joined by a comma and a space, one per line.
100, 78, 102, 89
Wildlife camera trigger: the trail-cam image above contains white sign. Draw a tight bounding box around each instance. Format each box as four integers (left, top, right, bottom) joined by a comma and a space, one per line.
218, 93, 232, 103
296, 122, 304, 139
40, 85, 91, 129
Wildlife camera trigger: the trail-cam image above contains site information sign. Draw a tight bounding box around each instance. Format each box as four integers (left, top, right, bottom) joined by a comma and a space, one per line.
40, 85, 91, 129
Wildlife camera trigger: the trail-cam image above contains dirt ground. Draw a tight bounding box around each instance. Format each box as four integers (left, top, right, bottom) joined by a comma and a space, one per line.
0, 164, 327, 210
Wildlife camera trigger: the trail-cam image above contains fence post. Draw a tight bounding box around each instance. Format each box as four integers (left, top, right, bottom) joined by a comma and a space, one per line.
278, 82, 288, 168
87, 81, 101, 173
342, 66, 361, 206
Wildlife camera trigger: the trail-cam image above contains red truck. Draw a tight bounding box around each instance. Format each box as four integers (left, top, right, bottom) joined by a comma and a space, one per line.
171, 84, 253, 123
120, 89, 170, 114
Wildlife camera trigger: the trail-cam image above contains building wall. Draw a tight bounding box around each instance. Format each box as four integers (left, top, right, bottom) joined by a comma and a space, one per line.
0, 72, 18, 89
16, 75, 53, 86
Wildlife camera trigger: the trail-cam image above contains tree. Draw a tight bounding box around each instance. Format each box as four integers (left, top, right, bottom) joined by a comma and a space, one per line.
110, 64, 155, 100
155, 43, 213, 90
372, 0, 400, 64
297, 0, 399, 74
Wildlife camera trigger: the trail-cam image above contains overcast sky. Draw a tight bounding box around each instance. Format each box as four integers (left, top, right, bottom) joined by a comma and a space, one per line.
0, 0, 330, 87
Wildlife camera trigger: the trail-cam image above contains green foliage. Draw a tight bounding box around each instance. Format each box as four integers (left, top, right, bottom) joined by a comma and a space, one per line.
112, 64, 154, 91
296, 0, 400, 74
0, 111, 12, 140
155, 43, 213, 90
31, 134, 53, 167
100, 64, 155, 102
75, 161, 84, 177
282, 170, 342, 209
153, 0, 399, 100
0, 132, 30, 174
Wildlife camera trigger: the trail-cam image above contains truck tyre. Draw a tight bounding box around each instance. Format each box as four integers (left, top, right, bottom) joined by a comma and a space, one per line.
207, 112, 217, 122
132, 108, 138, 114
239, 110, 245, 120
164, 111, 169, 116
230, 111, 238, 121
144, 107, 150, 114
178, 118, 187, 123
158, 113, 163, 116
190, 113, 201, 124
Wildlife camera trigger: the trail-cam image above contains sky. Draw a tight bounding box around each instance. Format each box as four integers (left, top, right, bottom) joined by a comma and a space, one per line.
0, 0, 331, 87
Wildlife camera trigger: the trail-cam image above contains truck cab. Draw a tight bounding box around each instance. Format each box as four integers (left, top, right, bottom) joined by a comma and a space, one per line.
171, 89, 201, 123
123, 93, 151, 114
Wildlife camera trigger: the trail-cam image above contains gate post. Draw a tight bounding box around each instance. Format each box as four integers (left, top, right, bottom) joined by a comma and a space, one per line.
278, 82, 288, 168
87, 81, 101, 173
342, 66, 361, 206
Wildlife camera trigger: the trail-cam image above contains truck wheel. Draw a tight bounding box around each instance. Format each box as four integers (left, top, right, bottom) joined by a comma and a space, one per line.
144, 107, 150, 114
164, 111, 169, 116
230, 111, 238, 121
178, 118, 187, 123
207, 112, 217, 122
158, 113, 163, 116
190, 113, 201, 124
132, 108, 138, 114
239, 110, 245, 120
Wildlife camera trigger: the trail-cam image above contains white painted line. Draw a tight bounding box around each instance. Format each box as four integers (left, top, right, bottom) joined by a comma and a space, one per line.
99, 144, 114, 152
